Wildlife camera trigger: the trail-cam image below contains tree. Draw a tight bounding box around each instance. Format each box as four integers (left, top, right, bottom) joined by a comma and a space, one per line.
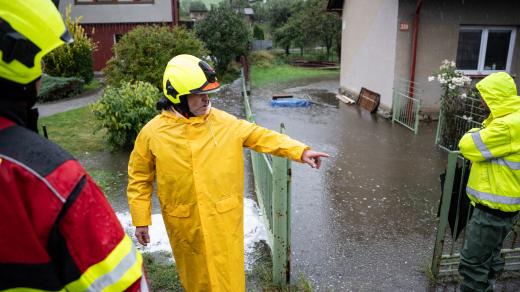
104, 26, 207, 90
253, 25, 265, 40
189, 1, 208, 12
251, 2, 268, 23
303, 0, 341, 60
195, 3, 251, 73
266, 0, 297, 33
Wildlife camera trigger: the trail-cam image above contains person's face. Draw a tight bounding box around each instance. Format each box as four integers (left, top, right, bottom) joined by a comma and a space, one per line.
187, 93, 210, 116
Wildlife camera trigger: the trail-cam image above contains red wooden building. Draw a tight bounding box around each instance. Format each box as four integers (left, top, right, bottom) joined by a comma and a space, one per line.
59, 0, 180, 71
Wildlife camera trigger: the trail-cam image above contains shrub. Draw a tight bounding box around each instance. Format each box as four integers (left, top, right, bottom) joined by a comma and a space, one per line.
91, 81, 161, 150
38, 75, 85, 102
250, 50, 275, 68
104, 26, 207, 90
253, 25, 265, 40
43, 5, 95, 83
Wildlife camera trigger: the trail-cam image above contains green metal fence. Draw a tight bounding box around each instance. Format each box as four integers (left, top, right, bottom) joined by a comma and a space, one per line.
435, 95, 487, 151
242, 69, 292, 286
431, 151, 520, 278
392, 78, 422, 134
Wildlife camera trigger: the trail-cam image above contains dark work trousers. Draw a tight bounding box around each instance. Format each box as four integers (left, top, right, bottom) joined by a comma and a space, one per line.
459, 206, 518, 292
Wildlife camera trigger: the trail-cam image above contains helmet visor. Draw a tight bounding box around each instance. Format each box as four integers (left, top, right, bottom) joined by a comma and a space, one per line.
190, 80, 221, 94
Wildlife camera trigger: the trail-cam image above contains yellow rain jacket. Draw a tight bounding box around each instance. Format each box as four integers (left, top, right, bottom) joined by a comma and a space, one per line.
459, 72, 520, 212
127, 108, 308, 291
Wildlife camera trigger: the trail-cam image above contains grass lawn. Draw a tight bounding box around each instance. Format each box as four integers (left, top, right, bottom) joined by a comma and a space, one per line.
39, 106, 105, 155
83, 78, 103, 92
143, 254, 183, 291
251, 64, 339, 88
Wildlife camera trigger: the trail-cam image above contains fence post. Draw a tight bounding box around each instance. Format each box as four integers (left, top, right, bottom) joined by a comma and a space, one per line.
414, 99, 421, 135
431, 151, 458, 278
272, 124, 290, 286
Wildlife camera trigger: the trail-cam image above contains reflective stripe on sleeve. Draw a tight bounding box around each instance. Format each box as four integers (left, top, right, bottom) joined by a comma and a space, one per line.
491, 158, 520, 170
66, 235, 143, 291
471, 132, 494, 159
467, 186, 520, 205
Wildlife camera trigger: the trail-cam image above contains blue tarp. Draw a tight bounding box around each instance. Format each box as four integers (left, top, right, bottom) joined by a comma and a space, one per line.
270, 98, 311, 108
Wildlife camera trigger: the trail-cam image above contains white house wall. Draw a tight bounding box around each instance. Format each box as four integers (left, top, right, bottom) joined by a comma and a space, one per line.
339, 0, 399, 111
59, 0, 173, 24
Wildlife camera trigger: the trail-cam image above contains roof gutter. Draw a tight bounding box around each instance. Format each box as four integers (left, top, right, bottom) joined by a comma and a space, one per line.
408, 0, 423, 99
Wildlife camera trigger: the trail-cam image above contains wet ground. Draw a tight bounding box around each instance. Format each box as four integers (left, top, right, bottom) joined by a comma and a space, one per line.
228, 76, 520, 291
68, 75, 520, 291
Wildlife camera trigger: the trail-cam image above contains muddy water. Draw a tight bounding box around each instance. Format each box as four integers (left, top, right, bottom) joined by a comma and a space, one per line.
249, 77, 520, 291
249, 79, 445, 291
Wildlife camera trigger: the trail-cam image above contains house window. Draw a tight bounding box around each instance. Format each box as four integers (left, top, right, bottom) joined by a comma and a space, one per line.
456, 26, 516, 74
75, 0, 154, 4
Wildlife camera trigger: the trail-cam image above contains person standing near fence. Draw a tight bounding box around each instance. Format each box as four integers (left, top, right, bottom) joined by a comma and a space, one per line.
458, 72, 520, 291
127, 54, 328, 291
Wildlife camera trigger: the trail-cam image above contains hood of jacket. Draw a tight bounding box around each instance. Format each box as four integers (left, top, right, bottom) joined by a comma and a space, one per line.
476, 72, 520, 120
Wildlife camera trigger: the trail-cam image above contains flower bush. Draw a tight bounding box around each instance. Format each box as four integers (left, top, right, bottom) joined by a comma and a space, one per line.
428, 60, 472, 100
429, 60, 481, 150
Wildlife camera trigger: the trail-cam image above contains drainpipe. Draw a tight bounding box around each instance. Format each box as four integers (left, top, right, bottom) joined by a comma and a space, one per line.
408, 0, 423, 99
171, 0, 179, 26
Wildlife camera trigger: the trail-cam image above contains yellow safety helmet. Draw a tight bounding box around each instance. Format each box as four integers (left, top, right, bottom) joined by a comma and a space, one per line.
163, 54, 221, 104
0, 0, 73, 85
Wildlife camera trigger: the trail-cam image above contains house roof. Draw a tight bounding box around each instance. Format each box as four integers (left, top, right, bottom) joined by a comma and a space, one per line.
327, 0, 344, 11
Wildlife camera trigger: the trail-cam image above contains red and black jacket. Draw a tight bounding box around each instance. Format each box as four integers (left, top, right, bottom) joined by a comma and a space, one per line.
0, 116, 146, 291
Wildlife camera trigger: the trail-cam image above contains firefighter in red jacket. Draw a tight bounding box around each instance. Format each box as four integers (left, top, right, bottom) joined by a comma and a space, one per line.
0, 0, 148, 290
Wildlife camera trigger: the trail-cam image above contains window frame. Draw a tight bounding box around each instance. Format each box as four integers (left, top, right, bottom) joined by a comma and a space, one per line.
456, 26, 517, 75
75, 0, 154, 5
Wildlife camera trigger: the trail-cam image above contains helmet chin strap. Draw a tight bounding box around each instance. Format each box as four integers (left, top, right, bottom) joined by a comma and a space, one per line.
172, 95, 196, 118
0, 77, 39, 132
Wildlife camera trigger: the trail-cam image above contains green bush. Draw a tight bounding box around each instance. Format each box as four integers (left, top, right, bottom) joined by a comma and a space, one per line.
91, 81, 160, 150
43, 5, 95, 83
104, 26, 207, 90
253, 25, 265, 40
38, 75, 84, 102
250, 50, 276, 68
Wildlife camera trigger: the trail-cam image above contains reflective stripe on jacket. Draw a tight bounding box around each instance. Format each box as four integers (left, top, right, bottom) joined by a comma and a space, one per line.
127, 108, 309, 291
459, 72, 520, 212
0, 117, 147, 292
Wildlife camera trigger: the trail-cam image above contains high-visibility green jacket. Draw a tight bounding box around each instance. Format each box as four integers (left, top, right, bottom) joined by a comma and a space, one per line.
459, 72, 520, 212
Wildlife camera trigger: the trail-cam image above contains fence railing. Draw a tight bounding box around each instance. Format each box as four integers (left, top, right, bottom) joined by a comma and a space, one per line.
431, 151, 520, 278
392, 78, 422, 134
242, 69, 292, 286
435, 95, 487, 151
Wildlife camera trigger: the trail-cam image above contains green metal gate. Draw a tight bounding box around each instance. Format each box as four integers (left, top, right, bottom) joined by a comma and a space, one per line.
392, 78, 422, 134
242, 70, 292, 286
435, 95, 487, 151
431, 151, 520, 278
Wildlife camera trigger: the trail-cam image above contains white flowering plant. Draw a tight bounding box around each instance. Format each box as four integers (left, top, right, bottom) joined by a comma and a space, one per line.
429, 60, 487, 150
428, 59, 472, 101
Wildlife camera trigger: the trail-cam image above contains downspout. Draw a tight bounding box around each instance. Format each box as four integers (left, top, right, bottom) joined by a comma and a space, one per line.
408, 0, 423, 99
171, 0, 179, 26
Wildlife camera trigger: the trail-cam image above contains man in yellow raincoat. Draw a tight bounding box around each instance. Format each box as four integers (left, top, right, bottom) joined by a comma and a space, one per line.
127, 54, 328, 291
458, 72, 520, 291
